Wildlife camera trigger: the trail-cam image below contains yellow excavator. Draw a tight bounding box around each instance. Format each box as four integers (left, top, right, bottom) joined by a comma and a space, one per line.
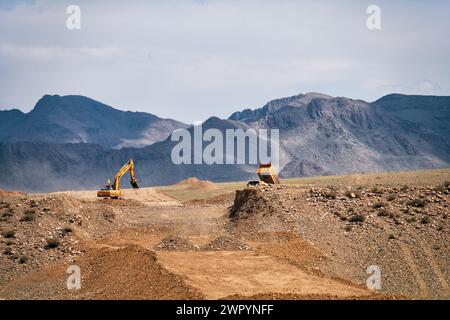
247, 163, 280, 187
97, 159, 139, 199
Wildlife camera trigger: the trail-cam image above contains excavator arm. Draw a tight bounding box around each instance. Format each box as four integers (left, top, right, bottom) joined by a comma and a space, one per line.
113, 159, 139, 190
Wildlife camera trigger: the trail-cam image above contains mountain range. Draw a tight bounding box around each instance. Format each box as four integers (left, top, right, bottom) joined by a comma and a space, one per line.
0, 93, 449, 192
0, 95, 187, 149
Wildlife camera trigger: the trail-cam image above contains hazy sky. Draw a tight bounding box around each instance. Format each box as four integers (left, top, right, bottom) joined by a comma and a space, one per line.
0, 0, 449, 123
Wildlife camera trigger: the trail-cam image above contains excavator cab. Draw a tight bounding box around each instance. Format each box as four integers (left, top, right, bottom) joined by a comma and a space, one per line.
97, 159, 139, 199
104, 179, 113, 190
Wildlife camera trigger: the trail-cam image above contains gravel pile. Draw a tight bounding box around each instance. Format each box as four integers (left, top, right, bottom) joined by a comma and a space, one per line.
201, 236, 250, 251
154, 235, 200, 251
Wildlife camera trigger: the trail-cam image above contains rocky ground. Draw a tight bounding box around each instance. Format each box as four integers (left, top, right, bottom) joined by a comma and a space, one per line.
0, 174, 449, 300
0, 192, 131, 284
228, 182, 450, 298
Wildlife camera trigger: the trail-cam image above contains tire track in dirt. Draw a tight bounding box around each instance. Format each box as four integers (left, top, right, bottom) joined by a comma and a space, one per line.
416, 239, 450, 295
398, 242, 429, 297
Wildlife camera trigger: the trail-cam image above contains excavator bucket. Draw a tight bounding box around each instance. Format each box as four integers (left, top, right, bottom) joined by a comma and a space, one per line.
131, 179, 139, 189
257, 163, 280, 184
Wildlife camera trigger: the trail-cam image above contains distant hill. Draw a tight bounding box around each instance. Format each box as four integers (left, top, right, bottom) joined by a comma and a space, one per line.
229, 93, 450, 177
0, 92, 449, 192
0, 95, 187, 149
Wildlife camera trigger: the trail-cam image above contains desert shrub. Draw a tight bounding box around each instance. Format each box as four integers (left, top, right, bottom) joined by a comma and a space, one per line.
102, 210, 115, 221
1, 209, 13, 216
29, 200, 39, 208
344, 225, 353, 232
0, 211, 13, 221
5, 240, 14, 246
20, 210, 36, 222
387, 194, 396, 201
420, 216, 431, 224
406, 198, 427, 208
406, 217, 417, 223
377, 209, 389, 217
0, 202, 11, 209
2, 230, 15, 238
45, 238, 60, 249
17, 256, 28, 264
3, 247, 12, 255
434, 185, 446, 193
401, 208, 410, 214
390, 212, 400, 219
323, 191, 337, 199
372, 202, 386, 209
61, 226, 73, 236
349, 215, 366, 223
371, 186, 383, 195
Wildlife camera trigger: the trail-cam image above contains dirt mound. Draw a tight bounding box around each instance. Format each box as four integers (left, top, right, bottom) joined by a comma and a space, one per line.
230, 189, 279, 219
176, 177, 218, 190
154, 235, 199, 251
202, 235, 250, 251
228, 189, 295, 233
74, 245, 203, 299
176, 177, 201, 185
0, 188, 22, 197
0, 193, 127, 284
186, 181, 218, 191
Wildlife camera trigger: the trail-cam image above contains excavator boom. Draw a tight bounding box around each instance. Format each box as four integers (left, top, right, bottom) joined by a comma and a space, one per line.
113, 159, 139, 190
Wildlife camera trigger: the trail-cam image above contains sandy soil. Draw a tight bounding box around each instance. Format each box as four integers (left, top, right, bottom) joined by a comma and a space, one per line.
52, 187, 181, 206
157, 251, 369, 299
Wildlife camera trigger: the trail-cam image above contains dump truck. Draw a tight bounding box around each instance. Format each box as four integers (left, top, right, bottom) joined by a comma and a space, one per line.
257, 163, 280, 184
97, 159, 139, 199
247, 163, 280, 187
